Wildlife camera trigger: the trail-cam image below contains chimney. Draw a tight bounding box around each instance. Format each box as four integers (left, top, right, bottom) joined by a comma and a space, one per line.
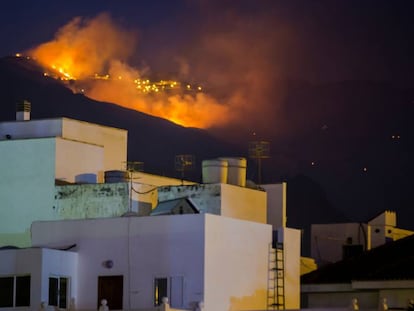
16, 100, 31, 121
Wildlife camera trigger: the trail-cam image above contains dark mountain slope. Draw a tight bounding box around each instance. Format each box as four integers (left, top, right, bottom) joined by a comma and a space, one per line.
1, 56, 413, 256
0, 56, 242, 180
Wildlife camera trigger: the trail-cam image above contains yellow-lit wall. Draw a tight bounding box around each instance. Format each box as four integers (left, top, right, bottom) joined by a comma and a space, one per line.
262, 183, 287, 229
221, 183, 267, 224
204, 215, 272, 311
279, 227, 301, 309
61, 118, 127, 179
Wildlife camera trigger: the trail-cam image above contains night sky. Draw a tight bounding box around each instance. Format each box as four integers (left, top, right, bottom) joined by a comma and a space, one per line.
1, 1, 413, 84
1, 1, 413, 229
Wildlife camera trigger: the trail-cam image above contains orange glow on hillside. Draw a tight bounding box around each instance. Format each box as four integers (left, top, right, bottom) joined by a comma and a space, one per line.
27, 14, 232, 128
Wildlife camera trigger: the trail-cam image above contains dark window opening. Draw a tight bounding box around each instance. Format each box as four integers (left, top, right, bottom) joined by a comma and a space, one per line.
49, 277, 68, 308
16, 276, 31, 307
154, 278, 168, 306
0, 277, 13, 307
0, 275, 30, 307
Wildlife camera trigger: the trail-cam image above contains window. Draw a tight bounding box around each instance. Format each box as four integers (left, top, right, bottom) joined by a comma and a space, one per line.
154, 278, 168, 306
49, 276, 68, 309
0, 275, 31, 307
16, 275, 31, 306
153, 276, 184, 308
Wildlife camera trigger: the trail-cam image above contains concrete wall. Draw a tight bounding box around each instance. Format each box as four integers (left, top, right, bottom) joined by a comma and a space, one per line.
126, 172, 197, 215
204, 215, 272, 311
302, 281, 414, 310
261, 183, 286, 229
0, 118, 128, 247
279, 227, 301, 310
220, 184, 267, 224
30, 214, 277, 311
0, 119, 62, 140
40, 249, 78, 308
132, 172, 196, 187
0, 248, 43, 311
54, 183, 129, 218
31, 215, 205, 310
157, 184, 267, 224
0, 137, 56, 247
158, 184, 222, 215
311, 223, 368, 265
368, 211, 414, 249
61, 118, 127, 175
0, 248, 77, 311
0, 117, 128, 182
55, 138, 104, 183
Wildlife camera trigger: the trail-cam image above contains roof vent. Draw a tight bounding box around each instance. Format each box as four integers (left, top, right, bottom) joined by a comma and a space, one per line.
16, 100, 31, 121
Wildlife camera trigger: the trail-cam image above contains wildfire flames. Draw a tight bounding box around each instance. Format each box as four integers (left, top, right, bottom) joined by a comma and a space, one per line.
26, 14, 231, 128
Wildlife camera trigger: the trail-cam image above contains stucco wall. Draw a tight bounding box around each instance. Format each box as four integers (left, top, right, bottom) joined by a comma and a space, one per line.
55, 138, 104, 183
302, 281, 414, 310
40, 249, 78, 308
311, 223, 368, 265
204, 215, 272, 311
261, 183, 286, 229
132, 172, 196, 187
0, 248, 43, 311
31, 215, 205, 310
158, 184, 222, 215
0, 137, 56, 247
157, 184, 267, 224
61, 118, 127, 175
279, 227, 301, 310
0, 119, 62, 139
54, 183, 129, 219
0, 248, 77, 311
221, 184, 267, 224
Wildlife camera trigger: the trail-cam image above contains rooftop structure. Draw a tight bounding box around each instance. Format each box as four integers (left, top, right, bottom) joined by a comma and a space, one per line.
0, 106, 301, 310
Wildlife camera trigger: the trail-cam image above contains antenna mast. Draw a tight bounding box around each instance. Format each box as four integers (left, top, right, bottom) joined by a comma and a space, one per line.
248, 141, 270, 185
175, 154, 195, 185
124, 161, 144, 212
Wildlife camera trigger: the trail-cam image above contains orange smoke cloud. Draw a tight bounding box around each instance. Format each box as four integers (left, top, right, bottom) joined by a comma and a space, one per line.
27, 13, 233, 128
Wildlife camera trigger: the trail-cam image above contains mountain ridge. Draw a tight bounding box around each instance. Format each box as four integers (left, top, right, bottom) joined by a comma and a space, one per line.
1, 55, 413, 256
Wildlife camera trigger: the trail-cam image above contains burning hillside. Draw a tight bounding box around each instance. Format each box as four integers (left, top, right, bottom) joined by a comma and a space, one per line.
25, 13, 231, 128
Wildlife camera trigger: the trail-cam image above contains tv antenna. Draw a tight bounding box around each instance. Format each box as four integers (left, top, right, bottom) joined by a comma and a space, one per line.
124, 161, 144, 211
175, 154, 195, 184
248, 141, 270, 185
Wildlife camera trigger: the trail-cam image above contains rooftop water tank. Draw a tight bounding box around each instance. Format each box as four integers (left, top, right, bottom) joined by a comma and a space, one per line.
219, 157, 247, 187
104, 170, 129, 183
202, 159, 228, 184
75, 173, 97, 184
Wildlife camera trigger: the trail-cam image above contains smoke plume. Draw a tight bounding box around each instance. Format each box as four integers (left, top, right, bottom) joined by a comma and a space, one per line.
28, 7, 296, 134
28, 13, 233, 128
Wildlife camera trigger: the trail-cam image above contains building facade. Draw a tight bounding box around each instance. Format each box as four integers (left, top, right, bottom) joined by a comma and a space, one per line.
0, 112, 301, 310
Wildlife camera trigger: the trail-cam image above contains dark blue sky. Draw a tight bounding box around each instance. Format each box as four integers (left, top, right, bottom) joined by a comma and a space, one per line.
1, 0, 414, 85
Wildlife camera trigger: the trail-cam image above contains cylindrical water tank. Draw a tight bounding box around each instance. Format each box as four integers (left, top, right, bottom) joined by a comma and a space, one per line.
104, 170, 129, 183
75, 173, 97, 184
219, 157, 247, 187
202, 159, 228, 184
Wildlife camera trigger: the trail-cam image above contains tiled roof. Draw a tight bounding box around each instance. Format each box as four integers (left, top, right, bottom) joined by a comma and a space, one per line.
301, 234, 414, 284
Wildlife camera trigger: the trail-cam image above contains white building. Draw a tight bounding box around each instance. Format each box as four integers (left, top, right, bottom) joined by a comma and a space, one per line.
301, 233, 414, 310
310, 210, 413, 266
0, 106, 195, 247
0, 106, 301, 311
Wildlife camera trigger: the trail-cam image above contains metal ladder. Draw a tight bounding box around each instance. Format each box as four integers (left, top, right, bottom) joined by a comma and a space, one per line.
267, 243, 285, 310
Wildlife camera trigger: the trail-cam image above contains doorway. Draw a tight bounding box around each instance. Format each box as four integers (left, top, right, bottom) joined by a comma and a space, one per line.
97, 275, 123, 310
